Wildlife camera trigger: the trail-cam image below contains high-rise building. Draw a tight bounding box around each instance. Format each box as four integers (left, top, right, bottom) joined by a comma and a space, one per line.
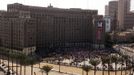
104, 1, 118, 31
118, 0, 131, 30
105, 5, 109, 16
108, 1, 118, 19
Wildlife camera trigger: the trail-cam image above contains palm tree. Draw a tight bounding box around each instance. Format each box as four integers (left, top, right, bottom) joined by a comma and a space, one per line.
28, 58, 35, 75
110, 54, 119, 75
81, 65, 92, 75
101, 56, 108, 75
127, 58, 132, 75
14, 53, 20, 75
132, 63, 134, 75
118, 56, 124, 75
40, 69, 44, 75
7, 50, 10, 75
23, 58, 28, 75
19, 54, 26, 75
104, 56, 111, 75
90, 58, 100, 75
20, 61, 22, 75
57, 56, 62, 72
123, 55, 129, 75
41, 65, 53, 75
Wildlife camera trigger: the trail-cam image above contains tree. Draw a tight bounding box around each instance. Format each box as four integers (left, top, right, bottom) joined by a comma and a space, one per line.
81, 65, 92, 75
41, 65, 53, 75
123, 55, 129, 75
57, 56, 63, 72
90, 58, 100, 75
105, 33, 114, 48
104, 56, 111, 75
19, 54, 27, 75
28, 58, 35, 75
22, 58, 28, 75
118, 56, 124, 75
101, 56, 108, 75
110, 54, 119, 75
128, 37, 134, 43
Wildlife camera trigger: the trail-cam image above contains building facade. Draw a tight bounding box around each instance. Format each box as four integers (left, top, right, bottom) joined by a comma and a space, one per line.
118, 0, 131, 30
92, 15, 105, 49
104, 16, 111, 32
105, 5, 109, 16
0, 3, 105, 54
124, 13, 134, 29
105, 1, 118, 32
106, 0, 134, 31
108, 1, 118, 19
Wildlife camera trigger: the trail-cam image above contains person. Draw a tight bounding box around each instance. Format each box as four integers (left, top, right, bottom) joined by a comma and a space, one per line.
34, 72, 36, 75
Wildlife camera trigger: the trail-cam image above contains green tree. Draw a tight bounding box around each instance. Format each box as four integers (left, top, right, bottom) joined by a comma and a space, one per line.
118, 56, 124, 75
105, 33, 114, 48
105, 56, 111, 75
90, 58, 100, 75
81, 65, 92, 75
123, 55, 129, 75
110, 54, 119, 75
101, 56, 108, 75
19, 54, 26, 75
41, 65, 53, 75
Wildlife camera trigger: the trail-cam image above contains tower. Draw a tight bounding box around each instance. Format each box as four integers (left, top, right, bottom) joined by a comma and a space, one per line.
117, 0, 131, 30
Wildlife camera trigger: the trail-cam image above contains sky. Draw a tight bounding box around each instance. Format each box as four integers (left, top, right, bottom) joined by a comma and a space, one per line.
0, 0, 134, 15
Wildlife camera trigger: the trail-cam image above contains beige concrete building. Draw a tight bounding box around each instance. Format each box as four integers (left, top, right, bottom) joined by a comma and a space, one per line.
0, 3, 105, 54
124, 12, 134, 29
117, 0, 131, 30
108, 1, 118, 19
105, 5, 109, 16
105, 1, 118, 31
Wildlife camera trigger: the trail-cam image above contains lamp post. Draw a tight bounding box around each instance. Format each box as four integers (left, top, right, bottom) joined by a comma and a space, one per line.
132, 56, 134, 75
82, 57, 86, 75
58, 56, 62, 72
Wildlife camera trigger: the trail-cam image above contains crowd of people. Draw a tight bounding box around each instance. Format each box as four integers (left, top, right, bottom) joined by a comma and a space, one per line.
42, 48, 120, 68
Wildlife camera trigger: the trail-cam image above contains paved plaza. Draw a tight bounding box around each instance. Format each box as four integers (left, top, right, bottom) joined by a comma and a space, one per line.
1, 59, 132, 75
0, 71, 4, 75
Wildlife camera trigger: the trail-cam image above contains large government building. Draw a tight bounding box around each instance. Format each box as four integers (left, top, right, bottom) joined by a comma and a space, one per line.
0, 3, 105, 54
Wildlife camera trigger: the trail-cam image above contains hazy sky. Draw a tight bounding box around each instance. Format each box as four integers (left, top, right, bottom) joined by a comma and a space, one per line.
0, 0, 134, 15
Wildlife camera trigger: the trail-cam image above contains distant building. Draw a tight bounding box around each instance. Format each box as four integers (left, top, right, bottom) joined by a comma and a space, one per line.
105, 5, 109, 16
108, 1, 118, 19
106, 0, 134, 31
105, 1, 118, 32
92, 15, 105, 49
118, 0, 131, 30
124, 12, 134, 29
104, 16, 111, 32
113, 30, 134, 43
0, 3, 105, 54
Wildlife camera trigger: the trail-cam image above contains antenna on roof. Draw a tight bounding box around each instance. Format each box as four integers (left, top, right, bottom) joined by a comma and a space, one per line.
48, 3, 53, 8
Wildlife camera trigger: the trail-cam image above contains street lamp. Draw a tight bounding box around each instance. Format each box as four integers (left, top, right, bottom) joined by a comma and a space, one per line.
58, 56, 62, 72
82, 57, 86, 75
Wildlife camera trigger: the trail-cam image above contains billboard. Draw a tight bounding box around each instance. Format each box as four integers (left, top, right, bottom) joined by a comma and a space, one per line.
104, 16, 111, 32
96, 21, 103, 41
